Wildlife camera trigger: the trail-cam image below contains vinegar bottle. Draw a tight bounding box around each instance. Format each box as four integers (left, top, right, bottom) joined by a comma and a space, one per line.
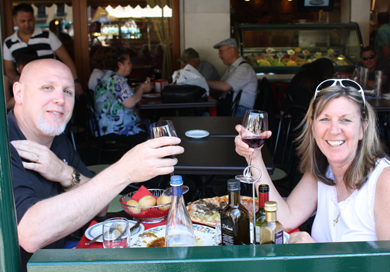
255, 184, 269, 244
165, 175, 196, 247
221, 179, 250, 245
260, 201, 284, 244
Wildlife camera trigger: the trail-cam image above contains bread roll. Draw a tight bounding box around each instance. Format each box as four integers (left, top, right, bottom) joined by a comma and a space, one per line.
139, 195, 157, 207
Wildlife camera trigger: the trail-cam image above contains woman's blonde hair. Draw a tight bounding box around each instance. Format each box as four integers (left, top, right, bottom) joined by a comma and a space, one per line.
296, 85, 387, 189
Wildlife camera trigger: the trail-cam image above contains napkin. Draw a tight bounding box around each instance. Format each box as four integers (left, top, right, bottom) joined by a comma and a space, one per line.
130, 185, 158, 201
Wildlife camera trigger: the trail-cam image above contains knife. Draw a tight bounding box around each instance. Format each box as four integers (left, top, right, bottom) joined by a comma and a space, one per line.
130, 220, 141, 235
85, 222, 118, 246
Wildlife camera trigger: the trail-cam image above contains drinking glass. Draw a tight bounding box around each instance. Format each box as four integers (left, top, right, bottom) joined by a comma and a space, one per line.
150, 120, 178, 175
102, 218, 130, 248
235, 110, 268, 184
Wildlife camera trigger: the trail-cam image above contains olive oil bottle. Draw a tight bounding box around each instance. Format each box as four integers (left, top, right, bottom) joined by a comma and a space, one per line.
255, 184, 269, 244
221, 179, 250, 245
260, 201, 283, 244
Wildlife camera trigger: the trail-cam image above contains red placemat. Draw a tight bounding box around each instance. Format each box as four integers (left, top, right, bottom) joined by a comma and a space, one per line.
76, 219, 167, 249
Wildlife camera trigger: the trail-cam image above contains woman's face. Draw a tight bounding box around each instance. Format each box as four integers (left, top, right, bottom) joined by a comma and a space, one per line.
117, 54, 132, 77
311, 96, 365, 169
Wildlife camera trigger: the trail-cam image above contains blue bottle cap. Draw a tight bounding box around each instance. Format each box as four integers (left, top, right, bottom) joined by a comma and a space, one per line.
170, 175, 183, 186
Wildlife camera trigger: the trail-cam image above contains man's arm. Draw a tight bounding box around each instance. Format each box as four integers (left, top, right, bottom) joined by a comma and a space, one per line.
381, 45, 389, 64
4, 59, 20, 82
54, 45, 83, 97
16, 137, 184, 253
206, 80, 232, 91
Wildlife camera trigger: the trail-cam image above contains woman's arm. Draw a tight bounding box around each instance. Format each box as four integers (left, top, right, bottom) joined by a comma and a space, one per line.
374, 166, 390, 240
122, 83, 151, 109
235, 125, 318, 232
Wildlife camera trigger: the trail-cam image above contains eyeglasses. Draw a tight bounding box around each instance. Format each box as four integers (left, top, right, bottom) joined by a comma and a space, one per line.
314, 79, 365, 107
362, 55, 375, 61
218, 48, 231, 55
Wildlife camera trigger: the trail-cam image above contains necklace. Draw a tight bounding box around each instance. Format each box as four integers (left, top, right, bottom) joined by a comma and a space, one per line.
333, 212, 340, 226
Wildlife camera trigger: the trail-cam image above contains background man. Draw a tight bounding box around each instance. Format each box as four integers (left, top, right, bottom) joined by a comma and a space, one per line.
179, 48, 220, 80
9, 59, 183, 271
206, 38, 257, 116
3, 3, 83, 97
375, 12, 390, 66
360, 46, 390, 92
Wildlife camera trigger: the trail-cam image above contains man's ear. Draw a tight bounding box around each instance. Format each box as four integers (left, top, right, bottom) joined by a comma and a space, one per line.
13, 82, 23, 104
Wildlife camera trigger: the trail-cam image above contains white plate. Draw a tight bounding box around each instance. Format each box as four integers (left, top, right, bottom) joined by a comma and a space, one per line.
185, 130, 210, 139
133, 224, 215, 247
143, 93, 161, 98
85, 220, 145, 243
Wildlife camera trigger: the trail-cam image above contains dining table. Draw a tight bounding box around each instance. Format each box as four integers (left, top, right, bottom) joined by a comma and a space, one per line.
366, 97, 390, 113
159, 116, 242, 137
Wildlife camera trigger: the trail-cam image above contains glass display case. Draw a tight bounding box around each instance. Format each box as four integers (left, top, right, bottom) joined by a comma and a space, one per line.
235, 23, 363, 77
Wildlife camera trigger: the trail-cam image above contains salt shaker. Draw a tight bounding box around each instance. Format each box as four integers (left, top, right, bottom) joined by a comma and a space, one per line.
375, 70, 383, 99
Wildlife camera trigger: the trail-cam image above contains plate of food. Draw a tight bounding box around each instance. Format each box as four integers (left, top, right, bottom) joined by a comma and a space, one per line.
143, 93, 161, 99
187, 196, 258, 227
133, 224, 215, 247
185, 130, 210, 139
85, 220, 145, 243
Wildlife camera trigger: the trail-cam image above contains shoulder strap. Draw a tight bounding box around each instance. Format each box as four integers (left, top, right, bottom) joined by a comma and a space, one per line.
238, 60, 247, 66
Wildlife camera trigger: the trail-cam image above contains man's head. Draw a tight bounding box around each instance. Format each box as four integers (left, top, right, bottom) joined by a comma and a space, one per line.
378, 12, 389, 26
13, 59, 75, 141
13, 3, 35, 36
179, 48, 200, 69
213, 38, 239, 66
360, 46, 378, 71
14, 47, 38, 73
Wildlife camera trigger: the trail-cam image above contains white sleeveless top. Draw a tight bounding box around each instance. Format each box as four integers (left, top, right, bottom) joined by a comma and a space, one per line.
311, 158, 390, 242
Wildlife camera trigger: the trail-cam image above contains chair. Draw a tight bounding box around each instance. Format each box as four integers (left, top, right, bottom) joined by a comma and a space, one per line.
275, 84, 294, 116
231, 90, 242, 116
270, 105, 307, 196
85, 90, 132, 164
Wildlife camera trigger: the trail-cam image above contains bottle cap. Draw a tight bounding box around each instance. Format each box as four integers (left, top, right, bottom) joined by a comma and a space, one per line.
259, 184, 269, 193
227, 179, 240, 191
170, 175, 183, 186
264, 201, 277, 212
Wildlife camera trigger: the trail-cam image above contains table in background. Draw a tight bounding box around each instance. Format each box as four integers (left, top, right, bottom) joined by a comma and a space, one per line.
367, 97, 390, 112
160, 116, 242, 137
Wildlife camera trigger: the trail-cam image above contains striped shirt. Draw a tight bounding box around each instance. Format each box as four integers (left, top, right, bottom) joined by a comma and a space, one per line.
3, 26, 62, 61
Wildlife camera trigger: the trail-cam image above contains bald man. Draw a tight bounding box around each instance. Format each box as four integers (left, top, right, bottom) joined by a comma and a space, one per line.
9, 59, 184, 271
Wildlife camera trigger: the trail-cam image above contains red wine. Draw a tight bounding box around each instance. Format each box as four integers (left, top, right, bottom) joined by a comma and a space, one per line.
242, 136, 266, 149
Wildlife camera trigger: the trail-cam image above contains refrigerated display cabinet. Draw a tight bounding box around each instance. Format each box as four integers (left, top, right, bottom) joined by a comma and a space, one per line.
235, 23, 363, 79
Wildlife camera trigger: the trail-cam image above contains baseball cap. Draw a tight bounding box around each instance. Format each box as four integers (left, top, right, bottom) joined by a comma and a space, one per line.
178, 48, 200, 62
213, 38, 238, 49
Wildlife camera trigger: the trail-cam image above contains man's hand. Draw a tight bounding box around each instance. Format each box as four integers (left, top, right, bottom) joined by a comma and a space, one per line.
115, 136, 184, 184
11, 140, 73, 185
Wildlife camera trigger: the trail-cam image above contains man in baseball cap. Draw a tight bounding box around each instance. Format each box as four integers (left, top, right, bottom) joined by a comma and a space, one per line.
179, 48, 220, 80
207, 38, 257, 116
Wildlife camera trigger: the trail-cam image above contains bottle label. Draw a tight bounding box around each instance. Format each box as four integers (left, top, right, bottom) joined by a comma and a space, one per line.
255, 225, 260, 243
275, 230, 283, 244
172, 185, 182, 196
222, 227, 234, 245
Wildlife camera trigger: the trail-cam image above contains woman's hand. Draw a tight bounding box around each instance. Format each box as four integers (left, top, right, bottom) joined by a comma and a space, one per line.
289, 231, 316, 244
234, 125, 272, 162
138, 82, 152, 94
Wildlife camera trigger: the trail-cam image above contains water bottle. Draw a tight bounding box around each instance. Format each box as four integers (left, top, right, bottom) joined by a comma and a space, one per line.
165, 175, 196, 247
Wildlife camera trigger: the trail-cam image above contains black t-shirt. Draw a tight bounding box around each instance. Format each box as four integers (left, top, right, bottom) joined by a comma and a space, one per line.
7, 110, 94, 272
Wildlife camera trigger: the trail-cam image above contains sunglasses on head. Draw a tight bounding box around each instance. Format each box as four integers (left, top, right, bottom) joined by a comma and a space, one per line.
314, 79, 366, 107
362, 55, 375, 61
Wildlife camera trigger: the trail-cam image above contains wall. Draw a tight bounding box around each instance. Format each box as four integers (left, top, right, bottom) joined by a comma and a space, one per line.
182, 0, 230, 77
341, 0, 370, 46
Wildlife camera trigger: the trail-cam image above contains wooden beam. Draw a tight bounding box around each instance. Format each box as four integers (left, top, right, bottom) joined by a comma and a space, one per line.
3, 0, 14, 37
71, 0, 89, 89
172, 0, 180, 72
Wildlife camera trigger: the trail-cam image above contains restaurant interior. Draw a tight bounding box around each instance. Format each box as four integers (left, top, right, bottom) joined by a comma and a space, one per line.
2, 0, 390, 271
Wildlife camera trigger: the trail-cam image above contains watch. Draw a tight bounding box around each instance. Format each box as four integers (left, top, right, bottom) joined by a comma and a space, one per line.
63, 167, 81, 190
74, 78, 80, 84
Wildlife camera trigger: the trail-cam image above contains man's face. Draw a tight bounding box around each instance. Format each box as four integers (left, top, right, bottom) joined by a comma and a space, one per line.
361, 50, 377, 71
16, 60, 75, 138
13, 11, 35, 36
218, 46, 234, 66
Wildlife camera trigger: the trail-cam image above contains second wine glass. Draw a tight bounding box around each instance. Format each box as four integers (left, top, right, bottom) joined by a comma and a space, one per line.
236, 110, 268, 184
149, 120, 178, 175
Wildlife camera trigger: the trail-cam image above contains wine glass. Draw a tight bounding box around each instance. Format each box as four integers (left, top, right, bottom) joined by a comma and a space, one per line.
235, 110, 267, 244
149, 120, 178, 175
235, 110, 268, 184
